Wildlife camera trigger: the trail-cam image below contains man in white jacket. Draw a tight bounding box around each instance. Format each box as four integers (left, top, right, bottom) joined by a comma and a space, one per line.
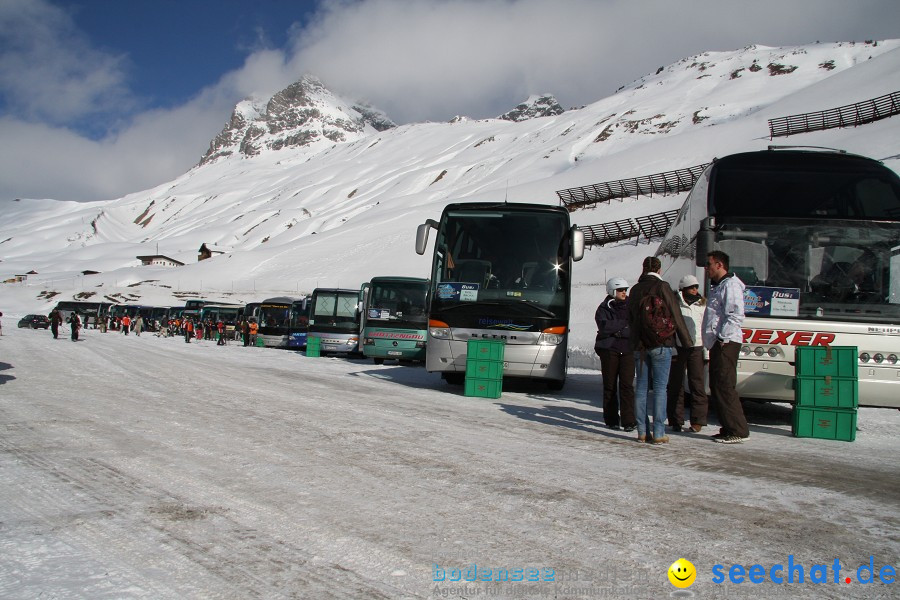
702, 250, 749, 444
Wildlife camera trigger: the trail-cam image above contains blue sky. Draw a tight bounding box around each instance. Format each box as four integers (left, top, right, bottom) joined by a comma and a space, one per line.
1, 0, 899, 203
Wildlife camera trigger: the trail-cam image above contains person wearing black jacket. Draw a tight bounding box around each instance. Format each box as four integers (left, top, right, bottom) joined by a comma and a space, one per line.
627, 257, 693, 444
594, 277, 636, 431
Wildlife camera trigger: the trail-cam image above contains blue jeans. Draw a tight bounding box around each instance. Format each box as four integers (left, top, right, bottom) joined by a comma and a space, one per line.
634, 347, 674, 439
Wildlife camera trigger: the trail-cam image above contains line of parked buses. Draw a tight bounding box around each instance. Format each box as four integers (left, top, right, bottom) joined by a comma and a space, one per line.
43, 148, 900, 407
51, 278, 431, 365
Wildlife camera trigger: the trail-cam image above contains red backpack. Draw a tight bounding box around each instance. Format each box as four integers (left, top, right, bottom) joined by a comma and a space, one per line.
639, 293, 675, 347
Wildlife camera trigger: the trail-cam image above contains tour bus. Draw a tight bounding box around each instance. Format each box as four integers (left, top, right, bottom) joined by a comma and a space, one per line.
360, 276, 429, 364
199, 304, 243, 334
415, 202, 585, 389
287, 298, 311, 349
308, 288, 362, 355
656, 147, 900, 408
257, 296, 308, 348
181, 299, 207, 320
53, 300, 114, 327
241, 302, 262, 323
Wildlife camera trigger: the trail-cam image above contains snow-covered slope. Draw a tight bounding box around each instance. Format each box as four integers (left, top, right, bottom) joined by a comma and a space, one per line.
2, 40, 899, 368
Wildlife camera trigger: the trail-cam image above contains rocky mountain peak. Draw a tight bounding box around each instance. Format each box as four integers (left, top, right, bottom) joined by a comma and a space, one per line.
199, 75, 396, 165
498, 94, 565, 122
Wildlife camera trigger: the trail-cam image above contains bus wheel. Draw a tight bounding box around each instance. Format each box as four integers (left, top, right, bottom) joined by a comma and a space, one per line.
373, 358, 384, 365
546, 379, 565, 391
442, 372, 464, 385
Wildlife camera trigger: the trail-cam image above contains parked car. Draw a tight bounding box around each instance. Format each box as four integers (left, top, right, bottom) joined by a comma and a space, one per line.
18, 314, 50, 329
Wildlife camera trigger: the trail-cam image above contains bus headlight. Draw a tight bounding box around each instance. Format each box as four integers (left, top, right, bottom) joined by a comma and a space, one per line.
539, 326, 566, 346
364, 338, 375, 345
429, 319, 450, 340
540, 333, 563, 345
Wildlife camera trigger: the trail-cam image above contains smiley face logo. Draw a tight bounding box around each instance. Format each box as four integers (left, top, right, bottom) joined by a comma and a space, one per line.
668, 558, 696, 588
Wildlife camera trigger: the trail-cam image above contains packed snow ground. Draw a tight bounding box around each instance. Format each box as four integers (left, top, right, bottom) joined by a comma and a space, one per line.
1, 324, 898, 599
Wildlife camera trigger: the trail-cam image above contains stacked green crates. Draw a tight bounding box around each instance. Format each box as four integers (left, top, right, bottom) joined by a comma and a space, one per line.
306, 335, 321, 358
793, 346, 858, 441
464, 339, 505, 398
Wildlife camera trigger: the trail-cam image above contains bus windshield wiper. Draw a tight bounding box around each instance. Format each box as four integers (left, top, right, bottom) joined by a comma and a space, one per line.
441, 300, 556, 318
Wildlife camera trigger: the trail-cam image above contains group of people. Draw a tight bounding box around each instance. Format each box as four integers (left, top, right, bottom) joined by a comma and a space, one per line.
594, 251, 749, 445
43, 310, 262, 348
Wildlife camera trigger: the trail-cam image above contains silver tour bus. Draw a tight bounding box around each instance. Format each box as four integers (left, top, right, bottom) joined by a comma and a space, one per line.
415, 202, 585, 389
307, 288, 362, 355
657, 147, 900, 408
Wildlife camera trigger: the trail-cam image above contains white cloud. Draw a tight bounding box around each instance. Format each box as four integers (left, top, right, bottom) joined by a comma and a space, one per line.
283, 0, 900, 123
1, 0, 898, 203
0, 0, 135, 125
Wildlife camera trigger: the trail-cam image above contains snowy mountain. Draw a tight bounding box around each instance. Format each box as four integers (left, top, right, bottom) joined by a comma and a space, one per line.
498, 94, 565, 122
199, 75, 395, 165
3, 40, 900, 368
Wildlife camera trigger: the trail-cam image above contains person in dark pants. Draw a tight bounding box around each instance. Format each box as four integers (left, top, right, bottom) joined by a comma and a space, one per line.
594, 277, 636, 431
241, 319, 251, 347
70, 312, 81, 341
667, 274, 709, 433
702, 250, 749, 444
49, 309, 62, 339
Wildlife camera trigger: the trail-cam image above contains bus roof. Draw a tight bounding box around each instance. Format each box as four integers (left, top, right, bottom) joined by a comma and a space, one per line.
708, 148, 900, 220
368, 276, 428, 285
442, 201, 568, 215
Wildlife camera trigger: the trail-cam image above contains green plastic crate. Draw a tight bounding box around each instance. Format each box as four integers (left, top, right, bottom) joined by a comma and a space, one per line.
306, 335, 321, 358
464, 377, 502, 399
795, 346, 858, 379
792, 407, 857, 442
795, 376, 858, 409
466, 359, 504, 380
467, 339, 505, 362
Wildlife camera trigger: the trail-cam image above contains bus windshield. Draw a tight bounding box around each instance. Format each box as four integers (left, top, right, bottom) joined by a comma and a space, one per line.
311, 292, 359, 330
431, 208, 570, 320
366, 280, 428, 329
716, 219, 900, 324
259, 303, 291, 329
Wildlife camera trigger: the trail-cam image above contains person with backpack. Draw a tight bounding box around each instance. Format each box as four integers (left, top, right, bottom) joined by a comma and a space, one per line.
666, 274, 709, 433
702, 250, 750, 444
594, 277, 636, 431
627, 256, 693, 444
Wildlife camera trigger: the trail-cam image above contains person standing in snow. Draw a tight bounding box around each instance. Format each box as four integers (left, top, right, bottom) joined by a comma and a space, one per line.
249, 320, 258, 346
133, 314, 143, 336
216, 319, 226, 345
121, 314, 131, 335
49, 309, 63, 339
594, 277, 636, 432
627, 256, 693, 444
667, 274, 708, 433
702, 250, 749, 444
69, 312, 81, 341
184, 318, 194, 343
241, 319, 250, 346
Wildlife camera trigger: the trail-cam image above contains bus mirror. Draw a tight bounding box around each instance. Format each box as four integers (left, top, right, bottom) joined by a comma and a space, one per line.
415, 223, 431, 255
696, 229, 715, 267
572, 228, 585, 262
